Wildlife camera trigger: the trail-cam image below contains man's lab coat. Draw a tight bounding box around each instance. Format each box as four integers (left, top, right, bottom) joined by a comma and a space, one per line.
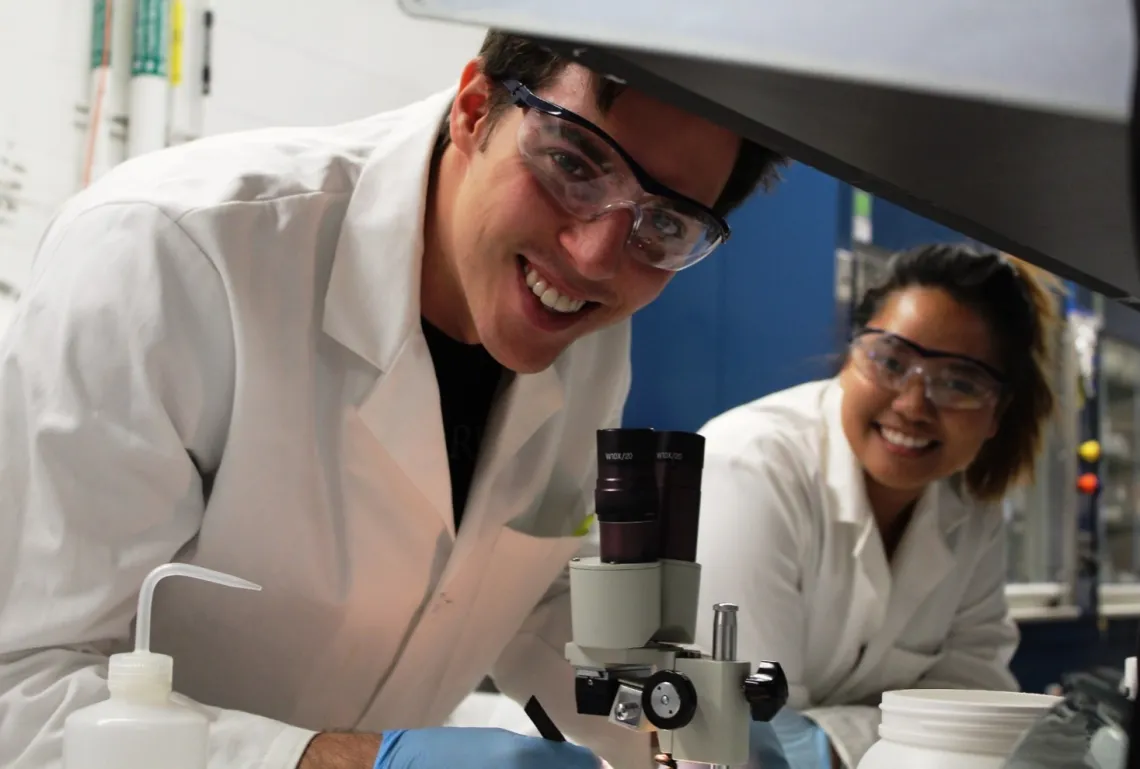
0, 88, 649, 769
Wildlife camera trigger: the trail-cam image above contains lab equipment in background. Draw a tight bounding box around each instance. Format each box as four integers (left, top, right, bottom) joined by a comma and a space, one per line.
1097, 337, 1140, 586
1003, 663, 1135, 769
564, 428, 789, 768
82, 0, 207, 187
62, 563, 262, 769
856, 690, 1062, 769
129, 0, 171, 157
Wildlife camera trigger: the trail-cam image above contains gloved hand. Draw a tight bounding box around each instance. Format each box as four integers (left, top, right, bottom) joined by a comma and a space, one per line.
750, 709, 832, 769
374, 727, 600, 769
749, 722, 793, 769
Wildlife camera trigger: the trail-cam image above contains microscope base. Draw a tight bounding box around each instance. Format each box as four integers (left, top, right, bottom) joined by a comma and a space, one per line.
565, 643, 751, 766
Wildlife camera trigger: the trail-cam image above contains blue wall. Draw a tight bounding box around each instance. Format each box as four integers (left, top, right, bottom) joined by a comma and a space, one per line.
870, 197, 980, 252
623, 163, 845, 431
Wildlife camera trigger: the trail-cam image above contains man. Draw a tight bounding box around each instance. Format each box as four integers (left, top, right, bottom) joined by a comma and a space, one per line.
0, 30, 782, 769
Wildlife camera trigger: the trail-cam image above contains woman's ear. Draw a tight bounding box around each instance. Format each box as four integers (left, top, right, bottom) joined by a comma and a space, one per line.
987, 395, 1012, 439
449, 59, 495, 158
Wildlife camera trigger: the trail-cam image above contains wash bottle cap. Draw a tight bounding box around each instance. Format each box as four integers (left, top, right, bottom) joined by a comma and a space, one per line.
107, 563, 261, 697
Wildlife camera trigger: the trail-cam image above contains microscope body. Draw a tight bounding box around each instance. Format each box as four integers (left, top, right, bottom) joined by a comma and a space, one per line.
564, 429, 787, 768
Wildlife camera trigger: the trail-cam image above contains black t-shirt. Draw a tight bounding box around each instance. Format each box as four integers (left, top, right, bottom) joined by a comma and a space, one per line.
421, 317, 505, 531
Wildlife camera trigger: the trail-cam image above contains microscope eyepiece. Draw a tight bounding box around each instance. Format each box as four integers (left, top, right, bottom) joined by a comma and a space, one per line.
595, 428, 659, 563
656, 431, 705, 563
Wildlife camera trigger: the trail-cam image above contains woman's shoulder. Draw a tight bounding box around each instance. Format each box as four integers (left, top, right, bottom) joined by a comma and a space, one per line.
696, 381, 835, 556
926, 480, 1009, 563
698, 380, 836, 524
700, 379, 834, 461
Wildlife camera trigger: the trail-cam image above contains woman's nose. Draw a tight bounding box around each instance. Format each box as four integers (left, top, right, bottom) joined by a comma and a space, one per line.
891, 374, 934, 418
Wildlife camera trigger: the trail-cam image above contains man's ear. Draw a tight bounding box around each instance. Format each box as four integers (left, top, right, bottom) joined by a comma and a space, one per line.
449, 59, 495, 158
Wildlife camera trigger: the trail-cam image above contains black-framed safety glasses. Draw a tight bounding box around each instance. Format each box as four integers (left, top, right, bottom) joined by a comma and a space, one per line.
501, 79, 731, 272
850, 327, 1007, 410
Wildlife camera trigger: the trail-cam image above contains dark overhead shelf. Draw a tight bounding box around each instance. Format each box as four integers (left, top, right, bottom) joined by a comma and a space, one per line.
398, 0, 1138, 303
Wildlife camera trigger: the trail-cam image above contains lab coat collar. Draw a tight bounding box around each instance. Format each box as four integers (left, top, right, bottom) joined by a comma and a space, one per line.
323, 88, 565, 536
822, 380, 869, 531
322, 88, 454, 371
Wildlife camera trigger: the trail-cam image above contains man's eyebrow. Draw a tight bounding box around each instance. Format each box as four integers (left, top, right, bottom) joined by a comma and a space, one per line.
558, 125, 614, 170
545, 121, 699, 202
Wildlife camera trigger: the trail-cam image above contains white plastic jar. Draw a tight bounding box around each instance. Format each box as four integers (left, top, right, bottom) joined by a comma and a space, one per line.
857, 689, 1062, 769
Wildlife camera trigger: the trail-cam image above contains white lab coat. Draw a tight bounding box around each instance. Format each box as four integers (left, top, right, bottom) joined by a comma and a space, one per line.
694, 379, 1020, 768
0, 89, 653, 769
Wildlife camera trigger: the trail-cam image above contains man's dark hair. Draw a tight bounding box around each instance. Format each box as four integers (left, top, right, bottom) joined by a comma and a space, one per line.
435, 31, 786, 216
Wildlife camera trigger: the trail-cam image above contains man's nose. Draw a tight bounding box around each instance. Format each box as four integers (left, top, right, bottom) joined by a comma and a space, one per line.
558, 211, 630, 282
891, 374, 933, 417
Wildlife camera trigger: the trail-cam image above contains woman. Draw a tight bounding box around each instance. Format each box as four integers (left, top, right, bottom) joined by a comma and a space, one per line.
694, 244, 1059, 768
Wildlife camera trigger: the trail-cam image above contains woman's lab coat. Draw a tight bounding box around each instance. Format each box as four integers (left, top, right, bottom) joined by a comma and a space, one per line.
0, 89, 648, 769
695, 379, 1020, 768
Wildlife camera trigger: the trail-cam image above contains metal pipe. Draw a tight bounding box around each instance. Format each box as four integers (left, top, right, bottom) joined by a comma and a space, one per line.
711, 603, 738, 662
710, 603, 739, 769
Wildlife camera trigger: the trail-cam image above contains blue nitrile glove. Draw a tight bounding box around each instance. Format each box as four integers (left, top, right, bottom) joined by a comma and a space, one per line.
374, 727, 599, 769
750, 709, 832, 769
750, 721, 793, 769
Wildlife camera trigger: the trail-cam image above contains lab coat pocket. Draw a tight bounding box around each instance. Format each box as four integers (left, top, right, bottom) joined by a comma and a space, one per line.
424, 525, 581, 722
488, 523, 585, 630
876, 646, 941, 693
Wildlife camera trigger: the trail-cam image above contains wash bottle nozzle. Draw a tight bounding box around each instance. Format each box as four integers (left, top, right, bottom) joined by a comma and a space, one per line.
108, 563, 261, 697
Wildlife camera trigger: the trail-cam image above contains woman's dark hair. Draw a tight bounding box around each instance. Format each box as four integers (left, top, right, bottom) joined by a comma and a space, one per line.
852, 243, 1061, 502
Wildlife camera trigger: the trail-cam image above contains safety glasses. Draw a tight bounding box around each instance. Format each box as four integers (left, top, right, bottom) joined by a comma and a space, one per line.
850, 328, 1007, 410
502, 79, 731, 272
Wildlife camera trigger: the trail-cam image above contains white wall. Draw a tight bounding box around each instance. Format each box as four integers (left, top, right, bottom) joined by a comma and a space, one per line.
203, 0, 486, 133
0, 0, 486, 313
0, 0, 92, 299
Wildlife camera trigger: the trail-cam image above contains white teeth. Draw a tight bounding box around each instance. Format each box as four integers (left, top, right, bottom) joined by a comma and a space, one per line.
880, 426, 933, 450
523, 264, 587, 314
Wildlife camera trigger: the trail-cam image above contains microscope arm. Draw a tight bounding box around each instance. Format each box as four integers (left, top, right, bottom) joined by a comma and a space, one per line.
565, 558, 788, 767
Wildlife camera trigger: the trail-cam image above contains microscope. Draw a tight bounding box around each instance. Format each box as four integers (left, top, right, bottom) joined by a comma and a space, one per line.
564, 428, 789, 768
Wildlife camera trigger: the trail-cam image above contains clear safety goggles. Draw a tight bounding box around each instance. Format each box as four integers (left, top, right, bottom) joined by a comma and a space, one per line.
502, 80, 731, 272
850, 328, 1007, 410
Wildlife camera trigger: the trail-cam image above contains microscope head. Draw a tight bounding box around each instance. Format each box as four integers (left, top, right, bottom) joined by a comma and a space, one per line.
595, 427, 660, 564
566, 428, 789, 767
594, 427, 706, 566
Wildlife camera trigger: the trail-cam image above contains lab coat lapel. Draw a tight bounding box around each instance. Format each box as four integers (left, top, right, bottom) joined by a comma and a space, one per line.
873, 487, 960, 648
472, 366, 565, 531
822, 382, 890, 635
321, 89, 458, 534
356, 335, 454, 534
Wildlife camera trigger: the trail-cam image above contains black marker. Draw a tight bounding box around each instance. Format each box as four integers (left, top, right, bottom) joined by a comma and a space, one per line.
524, 696, 566, 742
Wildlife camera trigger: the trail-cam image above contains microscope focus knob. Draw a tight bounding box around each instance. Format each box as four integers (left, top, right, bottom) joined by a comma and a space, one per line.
640, 670, 698, 731
743, 661, 789, 722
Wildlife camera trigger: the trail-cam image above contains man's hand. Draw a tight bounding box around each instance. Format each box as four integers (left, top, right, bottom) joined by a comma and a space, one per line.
300, 732, 383, 769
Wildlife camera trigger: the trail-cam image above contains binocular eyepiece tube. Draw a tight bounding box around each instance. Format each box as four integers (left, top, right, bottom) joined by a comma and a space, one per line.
594, 427, 706, 564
